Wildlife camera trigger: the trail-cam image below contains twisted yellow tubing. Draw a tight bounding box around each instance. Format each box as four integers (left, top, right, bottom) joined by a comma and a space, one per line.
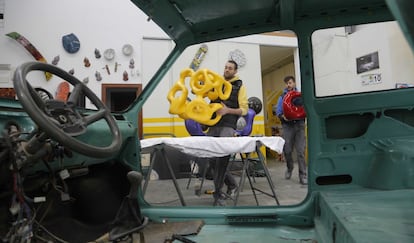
167, 69, 192, 118
186, 97, 223, 125
167, 68, 232, 125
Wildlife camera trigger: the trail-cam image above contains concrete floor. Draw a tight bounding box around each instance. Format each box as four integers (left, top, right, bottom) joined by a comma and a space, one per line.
143, 158, 308, 207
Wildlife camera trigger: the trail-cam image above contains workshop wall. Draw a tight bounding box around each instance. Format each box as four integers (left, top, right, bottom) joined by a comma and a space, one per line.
0, 0, 289, 138
0, 0, 166, 97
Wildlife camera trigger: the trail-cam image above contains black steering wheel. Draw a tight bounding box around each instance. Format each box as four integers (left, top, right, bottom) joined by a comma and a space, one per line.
13, 62, 122, 158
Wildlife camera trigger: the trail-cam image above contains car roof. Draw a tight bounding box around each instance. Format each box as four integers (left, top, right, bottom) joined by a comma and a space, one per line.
130, 0, 409, 47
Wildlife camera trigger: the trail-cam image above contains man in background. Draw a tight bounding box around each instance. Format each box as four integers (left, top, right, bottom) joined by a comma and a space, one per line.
275, 76, 307, 185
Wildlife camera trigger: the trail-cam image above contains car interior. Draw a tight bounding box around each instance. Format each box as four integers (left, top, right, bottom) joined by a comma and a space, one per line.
1, 0, 414, 242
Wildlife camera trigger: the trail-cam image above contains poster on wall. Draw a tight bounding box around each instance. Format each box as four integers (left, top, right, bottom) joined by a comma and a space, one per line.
356, 51, 380, 74
0, 0, 4, 31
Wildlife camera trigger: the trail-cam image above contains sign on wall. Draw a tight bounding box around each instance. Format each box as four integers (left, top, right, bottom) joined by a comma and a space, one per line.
361, 73, 382, 86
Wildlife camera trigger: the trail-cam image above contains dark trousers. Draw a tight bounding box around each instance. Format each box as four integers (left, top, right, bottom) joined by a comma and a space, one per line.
282, 120, 307, 178
206, 126, 237, 200
209, 155, 237, 200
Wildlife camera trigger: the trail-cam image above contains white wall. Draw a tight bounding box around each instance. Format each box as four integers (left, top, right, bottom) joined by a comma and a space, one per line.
0, 0, 167, 104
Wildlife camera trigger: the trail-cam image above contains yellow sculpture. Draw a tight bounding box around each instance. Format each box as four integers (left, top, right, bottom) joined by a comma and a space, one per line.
167, 68, 232, 126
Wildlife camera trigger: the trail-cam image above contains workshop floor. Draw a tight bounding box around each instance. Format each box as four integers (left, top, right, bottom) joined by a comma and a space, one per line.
143, 158, 308, 207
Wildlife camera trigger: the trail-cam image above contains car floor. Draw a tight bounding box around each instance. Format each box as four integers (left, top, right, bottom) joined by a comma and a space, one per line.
143, 158, 308, 207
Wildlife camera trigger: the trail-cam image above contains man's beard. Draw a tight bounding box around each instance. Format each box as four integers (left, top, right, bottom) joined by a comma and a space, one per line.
224, 73, 233, 80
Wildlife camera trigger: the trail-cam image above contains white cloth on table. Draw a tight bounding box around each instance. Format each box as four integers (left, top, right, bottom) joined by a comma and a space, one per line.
140, 136, 285, 158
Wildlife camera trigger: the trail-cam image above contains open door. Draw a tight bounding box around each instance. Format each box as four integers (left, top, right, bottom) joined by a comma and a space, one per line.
101, 83, 143, 138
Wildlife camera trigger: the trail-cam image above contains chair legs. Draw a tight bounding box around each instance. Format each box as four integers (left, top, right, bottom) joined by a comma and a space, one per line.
186, 159, 209, 197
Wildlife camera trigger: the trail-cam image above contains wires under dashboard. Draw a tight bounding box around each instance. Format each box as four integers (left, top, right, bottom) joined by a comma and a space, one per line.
0, 124, 71, 242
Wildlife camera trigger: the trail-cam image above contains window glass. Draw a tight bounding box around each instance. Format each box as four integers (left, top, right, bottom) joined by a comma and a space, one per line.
142, 32, 309, 207
312, 21, 414, 97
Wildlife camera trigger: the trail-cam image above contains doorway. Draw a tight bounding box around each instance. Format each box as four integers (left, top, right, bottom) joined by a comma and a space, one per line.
101, 84, 143, 138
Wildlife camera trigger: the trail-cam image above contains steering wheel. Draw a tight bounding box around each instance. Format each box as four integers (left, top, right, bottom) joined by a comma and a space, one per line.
13, 62, 122, 158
